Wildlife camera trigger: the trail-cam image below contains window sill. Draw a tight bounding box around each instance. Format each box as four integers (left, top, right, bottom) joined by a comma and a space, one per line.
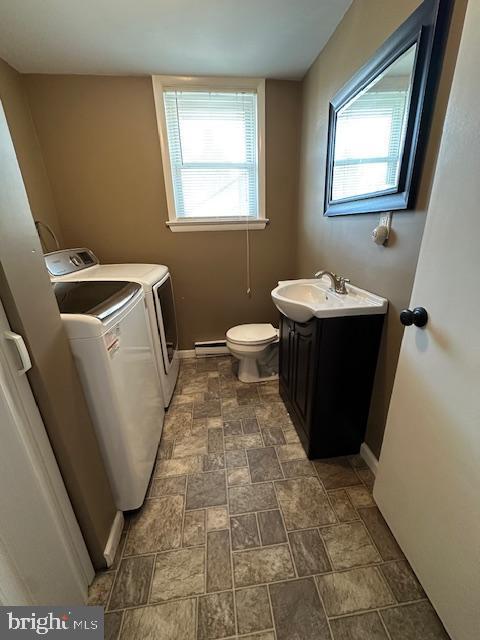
166, 218, 269, 232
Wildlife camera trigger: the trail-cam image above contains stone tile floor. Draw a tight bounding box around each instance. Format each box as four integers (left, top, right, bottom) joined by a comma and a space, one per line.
89, 356, 450, 640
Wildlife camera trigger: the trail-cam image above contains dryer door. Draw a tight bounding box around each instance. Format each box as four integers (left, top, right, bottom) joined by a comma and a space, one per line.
152, 273, 178, 374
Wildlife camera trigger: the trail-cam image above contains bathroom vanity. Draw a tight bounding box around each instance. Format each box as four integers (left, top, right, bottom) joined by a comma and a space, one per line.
272, 277, 388, 459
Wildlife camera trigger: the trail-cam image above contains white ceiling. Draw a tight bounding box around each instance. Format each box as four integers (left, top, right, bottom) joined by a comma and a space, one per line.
0, 0, 351, 79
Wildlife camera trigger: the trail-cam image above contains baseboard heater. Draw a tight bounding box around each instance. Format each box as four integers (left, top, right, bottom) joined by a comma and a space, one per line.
194, 340, 229, 357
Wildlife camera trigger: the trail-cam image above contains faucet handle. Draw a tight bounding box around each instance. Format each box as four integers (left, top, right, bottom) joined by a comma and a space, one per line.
336, 276, 350, 294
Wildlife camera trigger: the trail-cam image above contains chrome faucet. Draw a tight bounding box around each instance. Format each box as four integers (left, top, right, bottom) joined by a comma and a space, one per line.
314, 270, 350, 295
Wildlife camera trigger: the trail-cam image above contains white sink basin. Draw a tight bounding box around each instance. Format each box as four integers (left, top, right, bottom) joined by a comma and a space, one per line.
271, 277, 388, 323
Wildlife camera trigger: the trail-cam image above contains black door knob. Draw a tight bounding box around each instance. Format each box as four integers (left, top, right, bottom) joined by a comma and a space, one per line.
400, 307, 428, 327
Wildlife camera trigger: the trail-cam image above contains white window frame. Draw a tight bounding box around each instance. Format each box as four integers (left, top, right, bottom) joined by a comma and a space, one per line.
152, 75, 267, 232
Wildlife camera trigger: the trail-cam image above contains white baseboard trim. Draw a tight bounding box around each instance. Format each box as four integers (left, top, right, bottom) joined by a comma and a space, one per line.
177, 349, 196, 359
104, 511, 124, 568
360, 442, 379, 476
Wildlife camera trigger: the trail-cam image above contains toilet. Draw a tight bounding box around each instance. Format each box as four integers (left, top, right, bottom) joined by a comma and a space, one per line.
226, 323, 279, 383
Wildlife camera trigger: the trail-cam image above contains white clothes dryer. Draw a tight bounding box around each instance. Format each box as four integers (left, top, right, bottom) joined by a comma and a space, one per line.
45, 248, 179, 406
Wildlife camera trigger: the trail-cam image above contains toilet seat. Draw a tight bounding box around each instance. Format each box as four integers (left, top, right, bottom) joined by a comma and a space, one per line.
226, 323, 278, 346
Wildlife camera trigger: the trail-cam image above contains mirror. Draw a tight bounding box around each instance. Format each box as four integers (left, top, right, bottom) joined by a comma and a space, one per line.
324, 0, 452, 216
332, 45, 416, 202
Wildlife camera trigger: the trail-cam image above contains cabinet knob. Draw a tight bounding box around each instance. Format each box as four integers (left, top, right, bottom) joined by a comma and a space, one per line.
400, 307, 428, 327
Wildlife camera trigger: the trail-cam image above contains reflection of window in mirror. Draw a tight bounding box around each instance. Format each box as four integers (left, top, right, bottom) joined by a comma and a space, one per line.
332, 44, 417, 202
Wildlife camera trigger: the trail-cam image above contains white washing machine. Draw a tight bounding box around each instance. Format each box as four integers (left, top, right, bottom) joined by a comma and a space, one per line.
45, 248, 180, 407
53, 280, 164, 511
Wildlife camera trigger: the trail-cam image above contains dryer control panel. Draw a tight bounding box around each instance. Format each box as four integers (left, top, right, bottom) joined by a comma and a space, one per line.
45, 248, 99, 276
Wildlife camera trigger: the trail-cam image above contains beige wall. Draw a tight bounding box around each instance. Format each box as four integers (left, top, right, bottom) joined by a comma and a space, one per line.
0, 59, 63, 250
296, 0, 467, 456
0, 58, 116, 569
24, 76, 302, 349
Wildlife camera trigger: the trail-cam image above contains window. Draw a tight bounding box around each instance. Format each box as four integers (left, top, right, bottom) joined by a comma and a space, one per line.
153, 77, 266, 231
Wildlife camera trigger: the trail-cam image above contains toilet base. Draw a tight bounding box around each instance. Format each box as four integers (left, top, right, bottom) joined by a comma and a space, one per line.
237, 356, 279, 384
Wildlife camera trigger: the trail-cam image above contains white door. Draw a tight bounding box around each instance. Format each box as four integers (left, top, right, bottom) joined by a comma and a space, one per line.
0, 299, 94, 605
374, 4, 480, 640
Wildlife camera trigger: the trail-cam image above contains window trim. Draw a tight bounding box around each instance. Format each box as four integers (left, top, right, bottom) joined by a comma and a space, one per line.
152, 75, 267, 232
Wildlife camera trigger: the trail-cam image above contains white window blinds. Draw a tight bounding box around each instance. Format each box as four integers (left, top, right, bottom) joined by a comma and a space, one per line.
163, 90, 259, 219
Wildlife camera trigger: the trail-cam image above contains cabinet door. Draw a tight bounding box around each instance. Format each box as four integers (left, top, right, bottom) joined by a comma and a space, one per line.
279, 315, 294, 393
291, 320, 318, 432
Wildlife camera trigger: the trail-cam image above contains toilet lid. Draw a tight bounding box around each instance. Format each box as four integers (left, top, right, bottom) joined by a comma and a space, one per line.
226, 323, 278, 345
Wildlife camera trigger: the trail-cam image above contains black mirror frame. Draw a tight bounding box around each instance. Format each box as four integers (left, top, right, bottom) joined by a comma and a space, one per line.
324, 0, 452, 217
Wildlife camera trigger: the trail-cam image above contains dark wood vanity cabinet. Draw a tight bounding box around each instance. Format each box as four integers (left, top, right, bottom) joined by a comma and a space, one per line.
279, 313, 384, 459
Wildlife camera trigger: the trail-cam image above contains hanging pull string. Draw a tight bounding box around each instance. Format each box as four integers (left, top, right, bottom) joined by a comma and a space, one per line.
244, 90, 252, 298
246, 214, 251, 298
